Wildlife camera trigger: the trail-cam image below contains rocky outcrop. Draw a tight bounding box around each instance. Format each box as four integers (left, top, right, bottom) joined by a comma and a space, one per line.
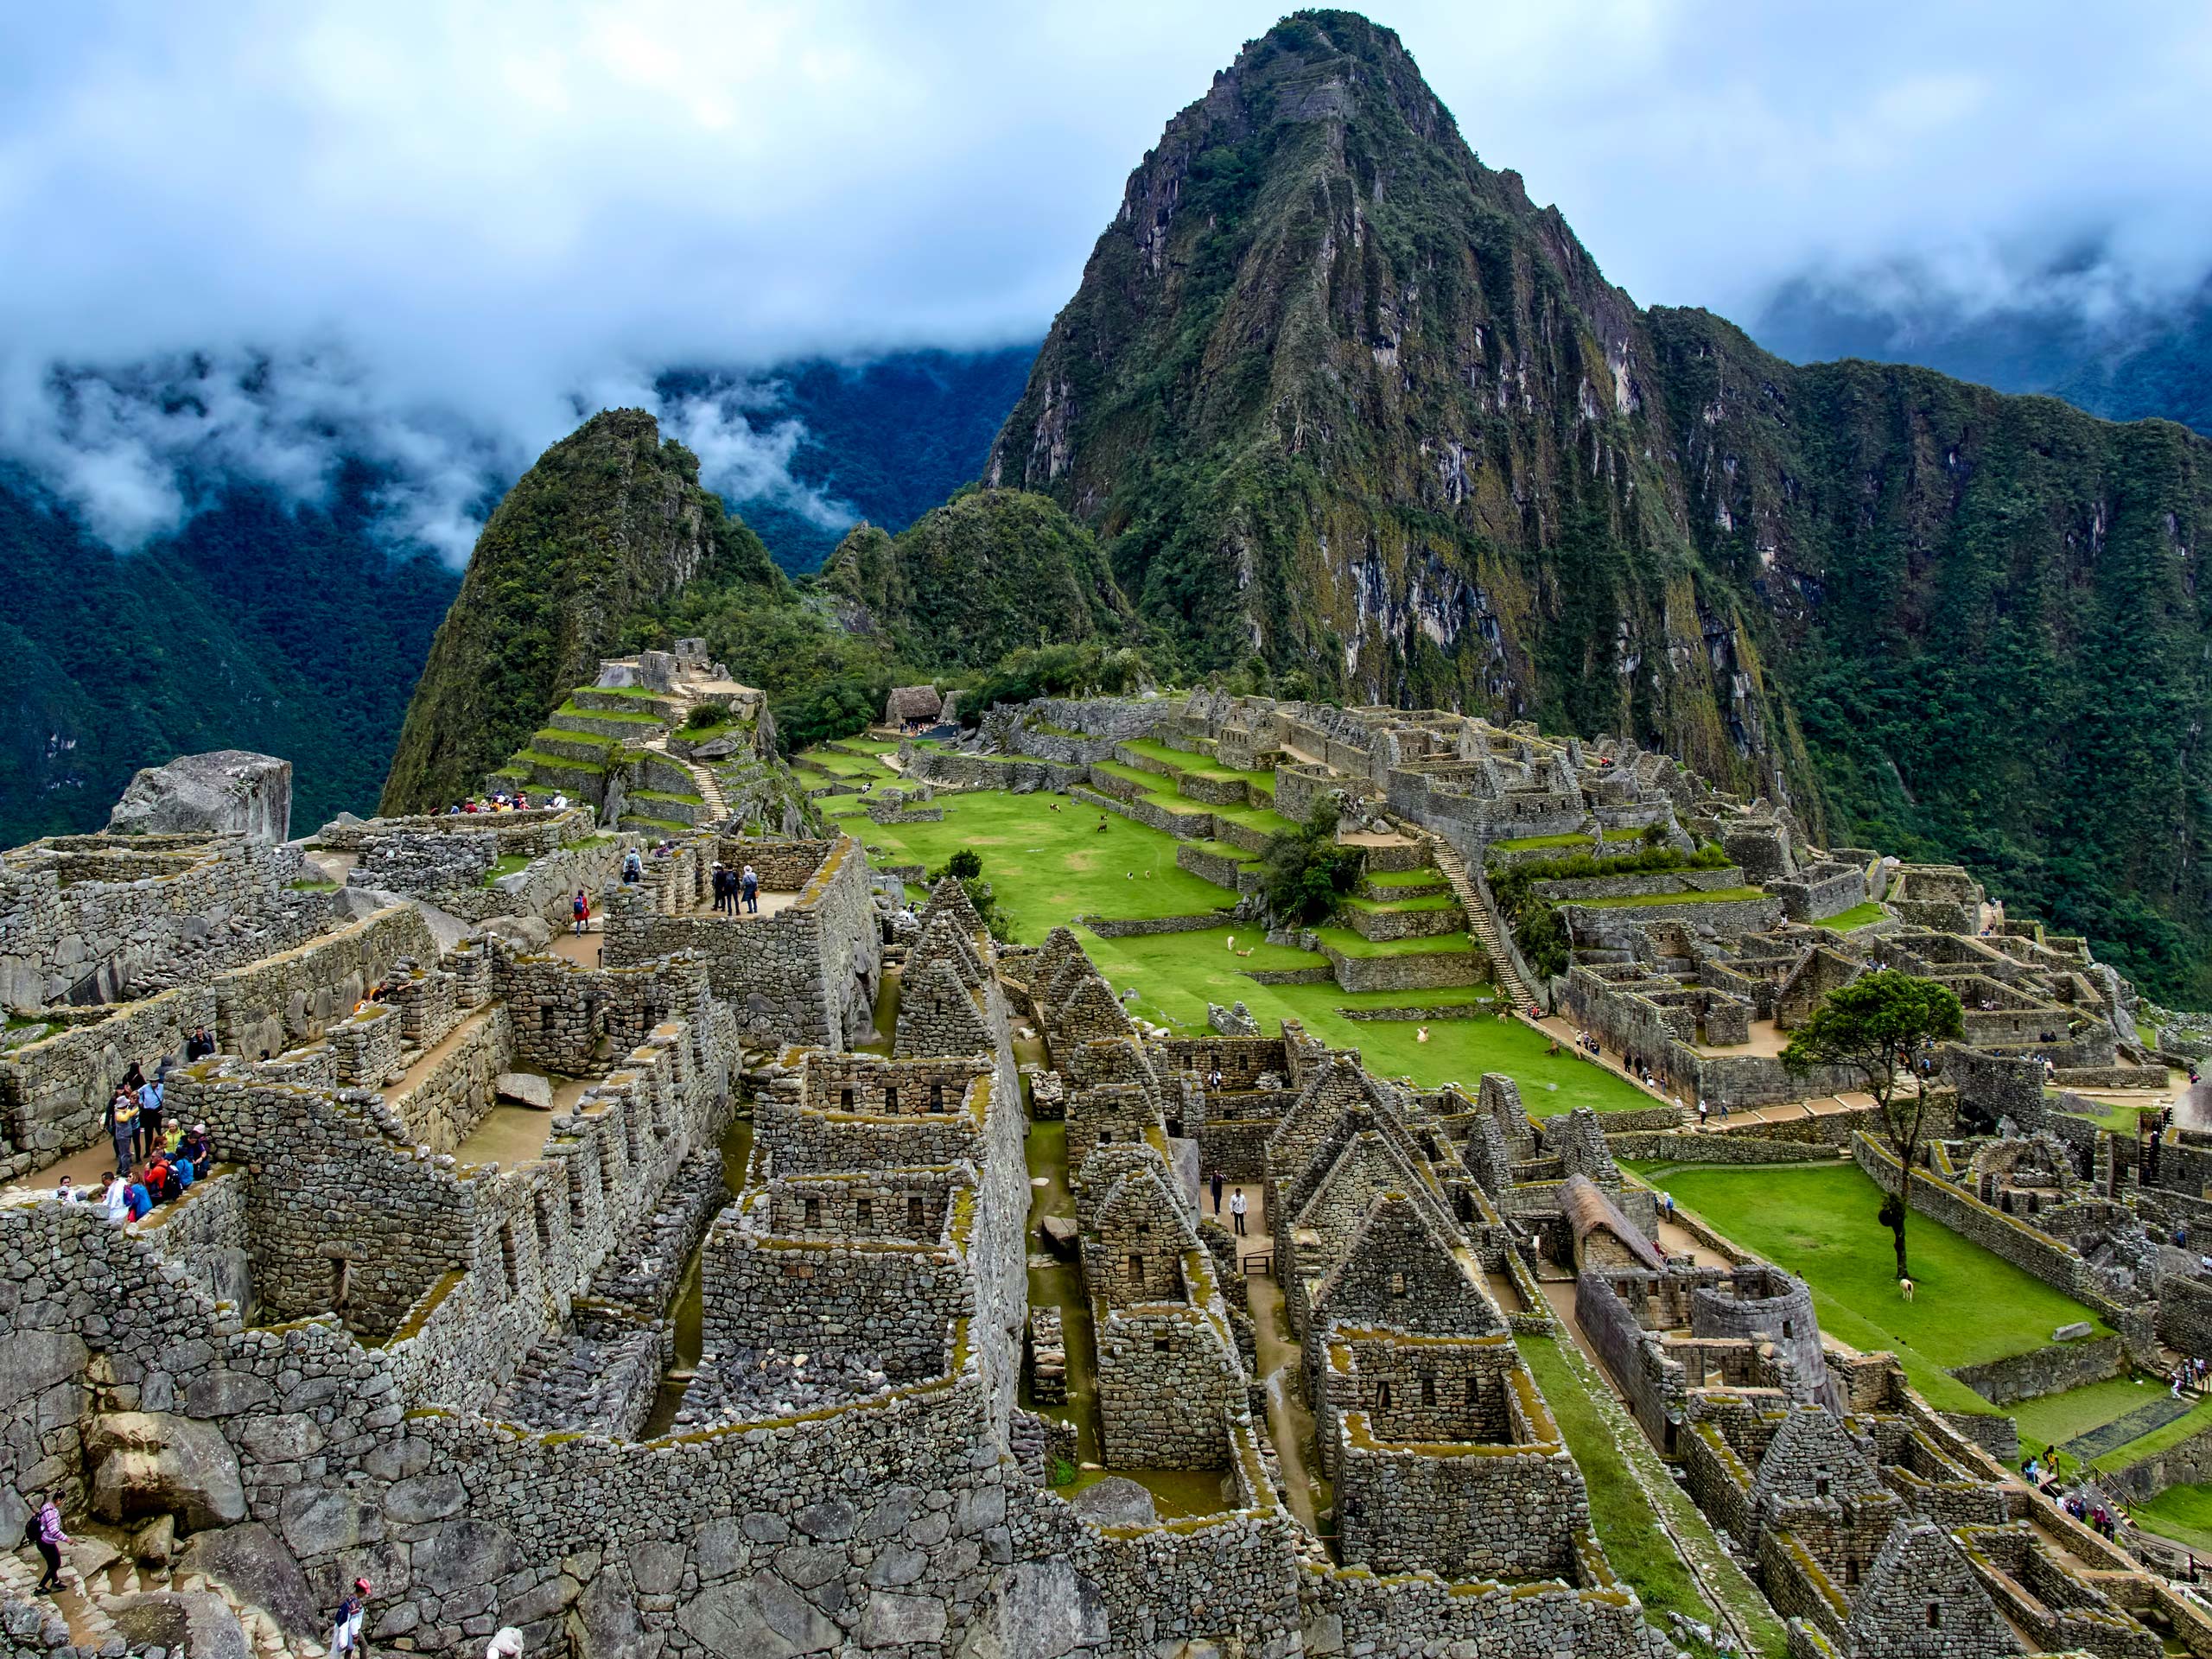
108, 752, 292, 844
83, 1411, 246, 1532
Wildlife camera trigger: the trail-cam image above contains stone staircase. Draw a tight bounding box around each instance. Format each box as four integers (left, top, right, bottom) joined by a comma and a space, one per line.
1427, 836, 1539, 1013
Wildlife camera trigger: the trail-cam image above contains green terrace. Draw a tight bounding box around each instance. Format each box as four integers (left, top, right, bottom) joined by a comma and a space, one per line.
1363, 866, 1451, 889
828, 785, 1650, 1109
1116, 737, 1276, 791
1490, 828, 1647, 852
556, 701, 663, 725
1310, 925, 1478, 960
1570, 887, 1768, 908
1338, 892, 1460, 915
1817, 901, 1891, 931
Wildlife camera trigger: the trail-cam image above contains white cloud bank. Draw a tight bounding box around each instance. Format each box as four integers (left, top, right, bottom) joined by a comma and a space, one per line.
1, 0, 2206, 555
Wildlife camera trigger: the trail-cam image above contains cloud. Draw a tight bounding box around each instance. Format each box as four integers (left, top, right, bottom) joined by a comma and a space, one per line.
0, 0, 2207, 555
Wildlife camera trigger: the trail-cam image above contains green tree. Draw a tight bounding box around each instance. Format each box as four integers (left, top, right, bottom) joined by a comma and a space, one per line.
1258, 802, 1361, 925
1779, 970, 1964, 1280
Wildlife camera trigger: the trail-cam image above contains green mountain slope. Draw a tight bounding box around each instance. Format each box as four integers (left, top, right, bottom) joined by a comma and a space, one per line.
819, 489, 1127, 669
379, 409, 785, 813
0, 467, 458, 843
985, 10, 2212, 1000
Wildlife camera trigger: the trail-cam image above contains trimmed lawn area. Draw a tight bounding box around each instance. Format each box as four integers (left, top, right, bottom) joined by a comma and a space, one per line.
1310, 925, 1478, 959
826, 794, 1233, 939
836, 785, 1658, 1107
1643, 1163, 2110, 1416
2130, 1483, 2212, 1554
2094, 1394, 2212, 1475
1363, 866, 1446, 887
796, 747, 896, 779
2010, 1375, 2162, 1452
1520, 1332, 1787, 1656
2061, 1099, 2157, 1136
1574, 887, 1769, 908
1818, 901, 1890, 931
1340, 893, 1459, 914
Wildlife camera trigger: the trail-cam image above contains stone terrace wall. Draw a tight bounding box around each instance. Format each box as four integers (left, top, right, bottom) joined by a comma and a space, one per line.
605, 836, 878, 1049
212, 904, 441, 1060
317, 806, 588, 857
385, 1004, 515, 1155
493, 946, 711, 1077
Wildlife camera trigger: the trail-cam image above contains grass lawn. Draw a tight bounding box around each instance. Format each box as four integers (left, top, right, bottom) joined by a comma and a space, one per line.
1519, 1332, 1787, 1656
482, 853, 531, 885
1573, 887, 1769, 908
2129, 1483, 2212, 1554
797, 747, 896, 779
2094, 1394, 2212, 1474
1340, 893, 1460, 914
2061, 1099, 2156, 1135
2010, 1375, 2163, 1454
1818, 901, 1891, 931
1309, 925, 1478, 960
836, 785, 1658, 1106
1491, 830, 1640, 851
1643, 1162, 2110, 1415
826, 793, 1236, 939
1363, 866, 1446, 887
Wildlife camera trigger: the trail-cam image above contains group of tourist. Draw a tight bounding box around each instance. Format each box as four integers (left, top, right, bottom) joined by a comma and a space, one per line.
2018, 1444, 2132, 1541
710, 861, 760, 914
60, 1122, 215, 1222
2173, 1357, 2212, 1396
447, 791, 568, 815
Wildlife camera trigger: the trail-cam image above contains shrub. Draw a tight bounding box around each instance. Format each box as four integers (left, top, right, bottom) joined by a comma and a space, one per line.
1258, 802, 1361, 925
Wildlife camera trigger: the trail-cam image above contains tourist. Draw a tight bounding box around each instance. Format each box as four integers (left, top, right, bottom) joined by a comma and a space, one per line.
28, 1492, 67, 1594
180, 1122, 213, 1173
741, 865, 760, 914
123, 1170, 153, 1221
105, 1085, 138, 1177
623, 849, 643, 884
331, 1576, 372, 1658
487, 1627, 525, 1659
552, 792, 569, 810
137, 1067, 165, 1161
1210, 1169, 1224, 1215
99, 1174, 128, 1224
54, 1173, 76, 1205
1696, 1099, 1710, 1128
1229, 1187, 1248, 1236
186, 1024, 215, 1060
709, 864, 728, 913
573, 889, 591, 937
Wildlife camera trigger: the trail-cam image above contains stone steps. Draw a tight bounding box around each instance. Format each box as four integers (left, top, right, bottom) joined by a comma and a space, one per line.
1429, 838, 1534, 1010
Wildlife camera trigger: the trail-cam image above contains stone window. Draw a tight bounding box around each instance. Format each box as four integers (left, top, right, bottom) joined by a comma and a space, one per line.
1135, 1219, 1149, 1236
804, 1196, 822, 1229
886, 1086, 899, 1112
1390, 1271, 1407, 1297
1782, 1319, 1793, 1338
856, 1196, 874, 1228
1465, 1375, 1479, 1404
1421, 1373, 1435, 1407
1128, 1253, 1145, 1286
931, 1084, 944, 1109
499, 1224, 519, 1297
1377, 1381, 1393, 1409
841, 1086, 854, 1109
1815, 1473, 1829, 1497
1099, 1129, 1113, 1145
908, 1195, 925, 1232
1924, 1604, 1940, 1630
1154, 1335, 1170, 1353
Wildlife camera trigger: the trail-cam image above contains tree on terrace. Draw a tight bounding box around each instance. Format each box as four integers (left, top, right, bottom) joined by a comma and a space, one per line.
1779, 969, 1964, 1281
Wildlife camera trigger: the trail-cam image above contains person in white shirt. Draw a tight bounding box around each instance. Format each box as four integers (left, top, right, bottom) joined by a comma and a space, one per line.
1228, 1188, 1249, 1236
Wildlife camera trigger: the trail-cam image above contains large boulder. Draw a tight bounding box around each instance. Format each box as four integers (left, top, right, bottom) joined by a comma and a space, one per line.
495, 1072, 554, 1110
1066, 1478, 1155, 1529
176, 1521, 319, 1635
108, 751, 292, 843
675, 1572, 841, 1659
108, 1592, 252, 1659
84, 1411, 245, 1531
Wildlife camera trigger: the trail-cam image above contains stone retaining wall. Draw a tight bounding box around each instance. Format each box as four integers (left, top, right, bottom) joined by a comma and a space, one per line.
1949, 1336, 2126, 1406
1319, 942, 1484, 993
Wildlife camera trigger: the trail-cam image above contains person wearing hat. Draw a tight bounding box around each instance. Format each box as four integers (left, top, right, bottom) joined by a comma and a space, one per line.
487, 1627, 524, 1659
332, 1577, 372, 1657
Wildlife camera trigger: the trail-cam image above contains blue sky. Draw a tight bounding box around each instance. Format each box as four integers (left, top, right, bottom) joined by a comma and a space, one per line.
3, 1, 2207, 556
